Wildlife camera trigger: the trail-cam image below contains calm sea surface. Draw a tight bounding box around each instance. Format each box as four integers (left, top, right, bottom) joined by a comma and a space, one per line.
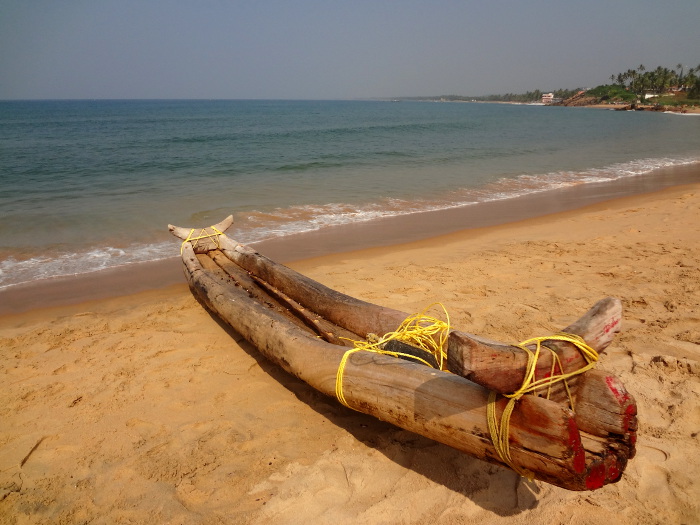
1, 99, 699, 289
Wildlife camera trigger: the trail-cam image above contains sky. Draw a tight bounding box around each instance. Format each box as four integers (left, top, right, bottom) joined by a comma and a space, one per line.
1, 0, 699, 100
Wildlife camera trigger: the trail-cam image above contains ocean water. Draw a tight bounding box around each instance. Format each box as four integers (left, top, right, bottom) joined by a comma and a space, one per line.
1, 99, 699, 289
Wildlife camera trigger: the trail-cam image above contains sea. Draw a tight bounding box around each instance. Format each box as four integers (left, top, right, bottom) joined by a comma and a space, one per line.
1, 99, 699, 290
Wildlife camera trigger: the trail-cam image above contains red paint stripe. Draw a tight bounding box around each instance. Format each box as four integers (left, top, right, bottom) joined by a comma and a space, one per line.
568, 418, 586, 473
605, 375, 630, 405
585, 462, 606, 490
603, 317, 620, 334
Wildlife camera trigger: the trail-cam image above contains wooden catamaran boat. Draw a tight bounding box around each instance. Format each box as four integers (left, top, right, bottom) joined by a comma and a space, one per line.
169, 216, 636, 491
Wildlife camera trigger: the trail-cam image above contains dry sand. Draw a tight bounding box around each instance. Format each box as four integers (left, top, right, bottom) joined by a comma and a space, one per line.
1, 184, 699, 524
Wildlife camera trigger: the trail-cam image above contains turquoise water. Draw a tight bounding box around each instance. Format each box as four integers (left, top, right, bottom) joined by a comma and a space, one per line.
1, 99, 699, 288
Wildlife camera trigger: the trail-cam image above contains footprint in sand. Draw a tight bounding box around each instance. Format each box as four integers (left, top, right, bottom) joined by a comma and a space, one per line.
637, 444, 669, 462
637, 465, 672, 505
635, 444, 674, 508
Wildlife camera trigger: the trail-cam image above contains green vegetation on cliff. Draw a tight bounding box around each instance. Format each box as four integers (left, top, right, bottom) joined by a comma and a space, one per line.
585, 84, 636, 103
610, 63, 700, 100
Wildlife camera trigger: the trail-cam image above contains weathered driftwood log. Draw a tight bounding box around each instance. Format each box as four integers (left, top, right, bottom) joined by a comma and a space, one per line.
169, 217, 636, 490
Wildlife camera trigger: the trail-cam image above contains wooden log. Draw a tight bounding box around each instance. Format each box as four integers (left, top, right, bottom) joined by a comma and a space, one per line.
195, 252, 311, 334
170, 220, 636, 481
170, 221, 621, 396
447, 297, 622, 394
175, 241, 627, 490
171, 222, 635, 435
209, 250, 359, 346
215, 234, 411, 338
249, 273, 359, 347
198, 251, 358, 348
573, 369, 637, 455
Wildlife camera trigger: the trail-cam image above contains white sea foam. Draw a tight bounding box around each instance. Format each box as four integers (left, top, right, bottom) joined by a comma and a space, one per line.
1, 155, 698, 290
235, 156, 700, 244
0, 242, 174, 290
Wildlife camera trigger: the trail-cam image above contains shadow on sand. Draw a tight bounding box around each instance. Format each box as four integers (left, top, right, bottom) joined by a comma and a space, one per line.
204, 305, 542, 517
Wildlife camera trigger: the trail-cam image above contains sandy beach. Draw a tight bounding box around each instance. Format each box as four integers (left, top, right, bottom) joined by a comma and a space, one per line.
1, 183, 699, 524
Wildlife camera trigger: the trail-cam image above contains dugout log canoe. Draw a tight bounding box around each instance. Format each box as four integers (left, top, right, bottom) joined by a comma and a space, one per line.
169, 216, 637, 491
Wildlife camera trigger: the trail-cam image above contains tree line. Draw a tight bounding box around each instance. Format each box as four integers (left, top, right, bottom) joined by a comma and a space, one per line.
404, 61, 700, 105
462, 88, 582, 103
417, 88, 581, 104
611, 63, 700, 99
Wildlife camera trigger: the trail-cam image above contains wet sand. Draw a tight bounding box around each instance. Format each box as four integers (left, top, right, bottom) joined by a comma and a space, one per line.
0, 180, 699, 523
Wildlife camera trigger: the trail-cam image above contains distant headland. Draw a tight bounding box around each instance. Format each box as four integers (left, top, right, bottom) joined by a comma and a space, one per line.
393, 61, 700, 113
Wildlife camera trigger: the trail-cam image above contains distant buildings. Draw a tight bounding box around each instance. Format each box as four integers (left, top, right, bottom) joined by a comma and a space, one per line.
541, 92, 563, 104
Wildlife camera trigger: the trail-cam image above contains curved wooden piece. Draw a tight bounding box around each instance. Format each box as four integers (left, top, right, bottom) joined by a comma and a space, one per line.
168, 216, 235, 253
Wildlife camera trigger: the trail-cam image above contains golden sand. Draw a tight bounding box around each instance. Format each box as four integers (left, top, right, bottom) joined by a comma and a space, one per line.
1, 184, 698, 524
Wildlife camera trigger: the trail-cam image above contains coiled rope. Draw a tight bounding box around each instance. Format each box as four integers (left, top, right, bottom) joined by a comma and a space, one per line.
335, 303, 450, 408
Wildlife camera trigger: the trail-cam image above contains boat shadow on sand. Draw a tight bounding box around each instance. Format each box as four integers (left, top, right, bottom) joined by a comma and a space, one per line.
203, 305, 541, 517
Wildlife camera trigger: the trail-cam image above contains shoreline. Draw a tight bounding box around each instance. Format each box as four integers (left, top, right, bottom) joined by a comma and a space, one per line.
568, 102, 700, 113
407, 98, 700, 113
1, 162, 699, 316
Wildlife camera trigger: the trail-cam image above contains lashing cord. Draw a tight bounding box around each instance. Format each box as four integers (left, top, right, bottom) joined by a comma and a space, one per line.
334, 305, 598, 478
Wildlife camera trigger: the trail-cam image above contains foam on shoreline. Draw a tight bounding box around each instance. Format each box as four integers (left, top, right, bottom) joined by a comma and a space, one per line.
1, 162, 698, 315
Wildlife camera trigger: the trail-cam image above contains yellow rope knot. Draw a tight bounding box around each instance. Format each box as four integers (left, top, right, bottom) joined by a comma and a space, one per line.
487, 333, 599, 478
181, 226, 224, 254
335, 303, 451, 410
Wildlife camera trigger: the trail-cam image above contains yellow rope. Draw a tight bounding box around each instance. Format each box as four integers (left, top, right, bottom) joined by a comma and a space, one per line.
335, 303, 450, 409
181, 226, 224, 254
486, 333, 599, 478
335, 302, 599, 478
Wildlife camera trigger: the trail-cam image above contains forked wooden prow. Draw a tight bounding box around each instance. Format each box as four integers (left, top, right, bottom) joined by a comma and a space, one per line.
168, 215, 235, 252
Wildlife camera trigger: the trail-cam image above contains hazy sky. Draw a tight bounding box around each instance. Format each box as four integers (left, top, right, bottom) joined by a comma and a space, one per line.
2, 0, 699, 100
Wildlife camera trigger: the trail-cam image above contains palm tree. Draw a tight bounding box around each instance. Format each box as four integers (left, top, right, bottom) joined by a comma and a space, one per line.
686, 68, 700, 98
666, 67, 675, 91
676, 63, 684, 88
627, 68, 638, 94
654, 66, 670, 93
